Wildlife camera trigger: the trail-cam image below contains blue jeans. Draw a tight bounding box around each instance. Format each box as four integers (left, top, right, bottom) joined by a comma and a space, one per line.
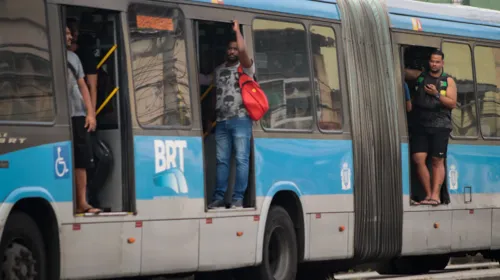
214, 116, 252, 201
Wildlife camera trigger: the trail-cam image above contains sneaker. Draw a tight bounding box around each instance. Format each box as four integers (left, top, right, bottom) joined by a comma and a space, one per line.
231, 199, 243, 208
208, 200, 225, 209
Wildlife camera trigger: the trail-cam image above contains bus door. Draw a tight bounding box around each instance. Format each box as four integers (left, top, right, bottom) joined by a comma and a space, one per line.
186, 5, 258, 210
391, 31, 450, 206
47, 1, 140, 278
60, 3, 134, 215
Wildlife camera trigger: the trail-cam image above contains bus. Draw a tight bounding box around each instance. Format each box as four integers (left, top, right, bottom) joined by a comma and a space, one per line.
1, 0, 500, 279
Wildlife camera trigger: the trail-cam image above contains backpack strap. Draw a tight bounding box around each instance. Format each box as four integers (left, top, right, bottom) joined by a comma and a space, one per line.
68, 61, 79, 81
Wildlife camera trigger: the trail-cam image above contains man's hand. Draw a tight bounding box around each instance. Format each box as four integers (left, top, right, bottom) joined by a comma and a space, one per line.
424, 84, 439, 96
232, 20, 240, 33
205, 120, 215, 135
406, 101, 412, 112
85, 114, 97, 132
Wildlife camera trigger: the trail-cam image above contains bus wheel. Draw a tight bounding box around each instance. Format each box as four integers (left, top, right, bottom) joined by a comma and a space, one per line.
1, 211, 46, 280
259, 205, 298, 280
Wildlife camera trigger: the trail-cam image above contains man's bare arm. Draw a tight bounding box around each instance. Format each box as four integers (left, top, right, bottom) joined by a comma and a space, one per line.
233, 20, 252, 68
86, 74, 98, 111
404, 68, 422, 81
439, 77, 457, 109
77, 78, 96, 131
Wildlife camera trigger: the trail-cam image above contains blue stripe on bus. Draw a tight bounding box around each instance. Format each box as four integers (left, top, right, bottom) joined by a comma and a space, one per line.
447, 144, 500, 195
188, 0, 340, 20
402, 143, 410, 196
1, 138, 499, 203
0, 141, 73, 203
400, 143, 500, 196
390, 14, 500, 41
253, 138, 354, 196
133, 136, 354, 199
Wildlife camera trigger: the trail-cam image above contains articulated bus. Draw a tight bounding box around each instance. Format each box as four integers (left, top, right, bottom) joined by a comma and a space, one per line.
1, 0, 500, 279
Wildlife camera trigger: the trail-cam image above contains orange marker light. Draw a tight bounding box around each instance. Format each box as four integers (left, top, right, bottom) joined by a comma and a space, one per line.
236, 232, 244, 237
127, 237, 136, 244
339, 226, 345, 232
434, 223, 439, 229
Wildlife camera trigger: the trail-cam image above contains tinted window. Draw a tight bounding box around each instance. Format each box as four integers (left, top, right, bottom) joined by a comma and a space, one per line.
310, 25, 342, 131
442, 42, 477, 137
474, 46, 500, 138
0, 0, 55, 122
253, 19, 313, 130
128, 4, 191, 127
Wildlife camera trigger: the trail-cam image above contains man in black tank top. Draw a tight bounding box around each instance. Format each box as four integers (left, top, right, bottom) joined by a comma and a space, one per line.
410, 50, 457, 205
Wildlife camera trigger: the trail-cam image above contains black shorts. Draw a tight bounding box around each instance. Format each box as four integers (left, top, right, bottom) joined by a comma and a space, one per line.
72, 116, 94, 169
410, 127, 451, 158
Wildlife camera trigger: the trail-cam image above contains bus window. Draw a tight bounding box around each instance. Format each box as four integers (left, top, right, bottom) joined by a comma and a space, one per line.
442, 42, 477, 138
309, 25, 342, 131
128, 4, 191, 127
474, 46, 500, 138
253, 19, 313, 131
0, 0, 55, 123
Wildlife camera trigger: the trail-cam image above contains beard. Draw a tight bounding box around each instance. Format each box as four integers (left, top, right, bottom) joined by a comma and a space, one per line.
227, 55, 238, 63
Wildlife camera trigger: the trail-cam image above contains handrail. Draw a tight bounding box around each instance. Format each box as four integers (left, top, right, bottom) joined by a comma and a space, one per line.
96, 87, 119, 116
97, 44, 117, 70
95, 45, 118, 116
201, 84, 216, 138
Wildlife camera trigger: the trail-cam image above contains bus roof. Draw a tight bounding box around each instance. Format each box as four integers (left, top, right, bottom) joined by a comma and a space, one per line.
191, 0, 500, 41
388, 0, 500, 28
387, 0, 500, 40
189, 0, 340, 20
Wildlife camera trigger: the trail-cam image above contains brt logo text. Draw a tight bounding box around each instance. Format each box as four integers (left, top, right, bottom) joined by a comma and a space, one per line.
154, 140, 187, 174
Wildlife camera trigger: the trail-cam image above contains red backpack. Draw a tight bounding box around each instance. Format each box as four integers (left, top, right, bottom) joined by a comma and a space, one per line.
238, 65, 269, 121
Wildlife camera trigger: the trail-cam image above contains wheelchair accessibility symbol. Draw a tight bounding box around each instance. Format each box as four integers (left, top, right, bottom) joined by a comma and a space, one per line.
54, 145, 70, 179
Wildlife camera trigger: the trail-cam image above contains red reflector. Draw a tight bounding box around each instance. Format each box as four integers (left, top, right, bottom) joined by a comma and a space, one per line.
469, 209, 474, 214
206, 218, 212, 224
135, 221, 143, 228
316, 213, 321, 219
73, 224, 81, 231
253, 215, 260, 221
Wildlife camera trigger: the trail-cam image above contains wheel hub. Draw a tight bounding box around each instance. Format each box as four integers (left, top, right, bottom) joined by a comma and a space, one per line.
2, 242, 38, 280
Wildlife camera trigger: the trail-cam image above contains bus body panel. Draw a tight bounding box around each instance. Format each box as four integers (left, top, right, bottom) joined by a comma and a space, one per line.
3, 0, 500, 278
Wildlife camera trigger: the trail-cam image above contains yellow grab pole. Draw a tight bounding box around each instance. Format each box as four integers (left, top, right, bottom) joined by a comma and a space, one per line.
97, 44, 117, 70
201, 84, 214, 102
96, 87, 119, 116
203, 121, 216, 138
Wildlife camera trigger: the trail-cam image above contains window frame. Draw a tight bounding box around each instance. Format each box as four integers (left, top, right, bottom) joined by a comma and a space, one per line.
0, 0, 57, 126
127, 2, 194, 130
441, 39, 479, 140
473, 43, 500, 140
308, 23, 344, 134
251, 16, 316, 134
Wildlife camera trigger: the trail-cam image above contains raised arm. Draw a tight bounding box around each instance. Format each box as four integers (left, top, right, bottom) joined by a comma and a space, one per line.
232, 20, 252, 69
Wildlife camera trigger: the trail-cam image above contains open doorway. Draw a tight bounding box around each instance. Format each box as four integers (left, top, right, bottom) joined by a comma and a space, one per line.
401, 45, 450, 206
65, 6, 132, 214
195, 19, 256, 210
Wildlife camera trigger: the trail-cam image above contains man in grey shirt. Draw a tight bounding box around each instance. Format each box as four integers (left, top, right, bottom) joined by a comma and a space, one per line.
65, 26, 99, 214
200, 20, 255, 209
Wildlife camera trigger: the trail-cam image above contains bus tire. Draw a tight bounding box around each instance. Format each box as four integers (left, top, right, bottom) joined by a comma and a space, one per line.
0, 211, 47, 280
257, 205, 298, 280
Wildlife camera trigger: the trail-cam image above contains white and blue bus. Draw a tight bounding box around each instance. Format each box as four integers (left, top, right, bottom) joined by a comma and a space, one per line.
1, 0, 500, 279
